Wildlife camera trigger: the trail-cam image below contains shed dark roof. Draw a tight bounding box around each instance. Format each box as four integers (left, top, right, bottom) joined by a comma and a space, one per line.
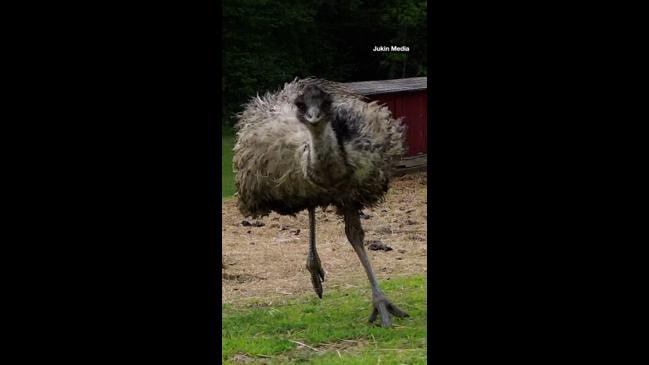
341, 77, 427, 95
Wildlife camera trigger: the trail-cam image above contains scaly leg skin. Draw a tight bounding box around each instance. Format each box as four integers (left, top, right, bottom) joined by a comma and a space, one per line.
344, 207, 409, 327
306, 207, 325, 298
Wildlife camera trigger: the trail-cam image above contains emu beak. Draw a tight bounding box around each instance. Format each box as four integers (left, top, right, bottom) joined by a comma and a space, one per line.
305, 116, 321, 125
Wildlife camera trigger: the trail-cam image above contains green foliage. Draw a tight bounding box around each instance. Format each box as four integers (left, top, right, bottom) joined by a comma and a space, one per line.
222, 0, 427, 126
222, 275, 427, 364
222, 129, 236, 198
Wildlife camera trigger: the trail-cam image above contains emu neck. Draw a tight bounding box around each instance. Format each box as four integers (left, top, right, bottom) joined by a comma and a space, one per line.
305, 123, 348, 185
308, 123, 339, 163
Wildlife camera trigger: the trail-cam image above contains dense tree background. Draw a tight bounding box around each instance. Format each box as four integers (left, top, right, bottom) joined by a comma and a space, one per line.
222, 0, 427, 126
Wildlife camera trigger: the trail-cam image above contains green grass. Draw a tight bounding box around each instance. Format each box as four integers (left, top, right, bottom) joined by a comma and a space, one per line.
222, 129, 236, 198
222, 276, 427, 364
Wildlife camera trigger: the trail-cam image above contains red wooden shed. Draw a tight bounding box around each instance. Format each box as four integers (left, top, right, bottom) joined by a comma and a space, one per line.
342, 77, 427, 170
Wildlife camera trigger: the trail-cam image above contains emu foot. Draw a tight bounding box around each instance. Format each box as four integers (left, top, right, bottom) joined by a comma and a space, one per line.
368, 293, 409, 328
306, 260, 325, 298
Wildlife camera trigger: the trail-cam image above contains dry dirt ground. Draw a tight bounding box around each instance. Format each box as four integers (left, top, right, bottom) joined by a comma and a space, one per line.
222, 171, 427, 305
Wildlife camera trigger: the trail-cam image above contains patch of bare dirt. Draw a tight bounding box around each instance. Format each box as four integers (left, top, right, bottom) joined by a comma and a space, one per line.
222, 171, 427, 304
229, 353, 258, 363
228, 339, 369, 364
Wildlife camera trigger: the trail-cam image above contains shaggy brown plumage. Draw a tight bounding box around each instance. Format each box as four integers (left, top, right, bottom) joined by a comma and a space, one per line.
233, 78, 405, 218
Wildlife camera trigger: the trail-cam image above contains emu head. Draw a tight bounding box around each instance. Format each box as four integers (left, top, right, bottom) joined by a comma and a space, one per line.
294, 85, 333, 128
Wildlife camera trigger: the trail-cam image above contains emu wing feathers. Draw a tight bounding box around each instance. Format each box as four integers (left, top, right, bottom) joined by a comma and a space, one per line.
233, 78, 405, 218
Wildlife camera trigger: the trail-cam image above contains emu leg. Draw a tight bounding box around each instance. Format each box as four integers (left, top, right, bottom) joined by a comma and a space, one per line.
343, 208, 409, 327
306, 207, 325, 298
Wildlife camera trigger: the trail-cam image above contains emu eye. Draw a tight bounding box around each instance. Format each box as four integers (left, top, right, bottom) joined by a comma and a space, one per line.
295, 102, 306, 111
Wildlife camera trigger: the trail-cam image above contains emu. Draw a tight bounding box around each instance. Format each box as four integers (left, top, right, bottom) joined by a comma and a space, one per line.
233, 78, 409, 327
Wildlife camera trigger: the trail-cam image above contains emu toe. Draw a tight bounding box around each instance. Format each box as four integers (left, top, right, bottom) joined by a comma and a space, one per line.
309, 270, 324, 298
368, 294, 409, 328
307, 263, 325, 298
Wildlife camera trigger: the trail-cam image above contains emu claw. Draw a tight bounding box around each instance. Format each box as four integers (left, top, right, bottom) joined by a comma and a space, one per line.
368, 295, 409, 327
307, 263, 325, 298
